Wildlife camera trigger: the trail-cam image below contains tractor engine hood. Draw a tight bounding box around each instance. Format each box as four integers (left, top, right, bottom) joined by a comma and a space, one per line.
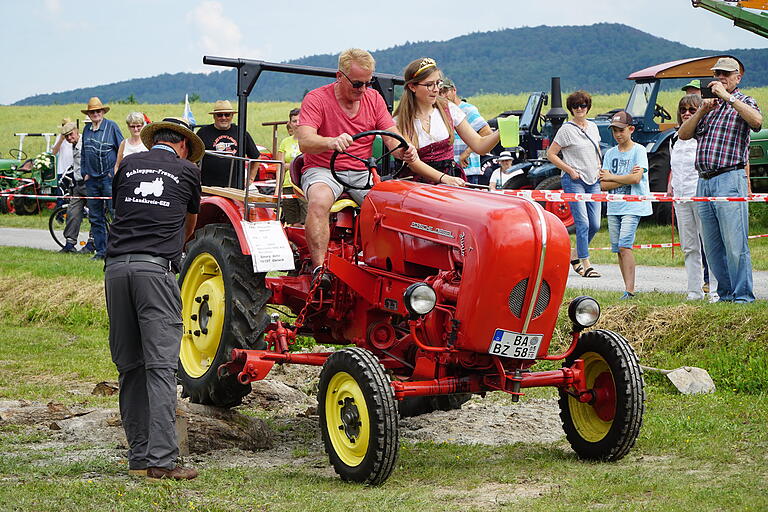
359, 181, 571, 352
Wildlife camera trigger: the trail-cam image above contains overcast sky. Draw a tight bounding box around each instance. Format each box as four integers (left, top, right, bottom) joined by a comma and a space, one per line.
1, 0, 766, 105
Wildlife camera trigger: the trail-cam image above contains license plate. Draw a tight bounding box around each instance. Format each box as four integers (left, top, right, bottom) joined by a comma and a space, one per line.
488, 329, 543, 360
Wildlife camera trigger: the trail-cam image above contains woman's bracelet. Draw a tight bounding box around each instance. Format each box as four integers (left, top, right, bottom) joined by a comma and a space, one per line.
439, 173, 446, 183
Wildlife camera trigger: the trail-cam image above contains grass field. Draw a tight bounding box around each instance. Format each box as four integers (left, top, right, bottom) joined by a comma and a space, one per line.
2, 87, 767, 158
0, 246, 766, 511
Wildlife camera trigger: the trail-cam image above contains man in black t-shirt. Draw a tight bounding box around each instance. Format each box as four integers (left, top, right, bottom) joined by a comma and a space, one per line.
105, 117, 203, 481
196, 99, 260, 188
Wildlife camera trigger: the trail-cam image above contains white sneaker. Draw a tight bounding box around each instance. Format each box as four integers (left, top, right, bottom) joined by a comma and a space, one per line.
708, 292, 719, 303
686, 292, 704, 301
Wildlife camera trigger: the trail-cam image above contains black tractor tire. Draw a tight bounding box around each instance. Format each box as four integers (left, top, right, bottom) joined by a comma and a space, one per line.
12, 196, 40, 215
558, 329, 645, 461
501, 173, 530, 191
535, 175, 576, 234
318, 347, 399, 485
398, 393, 472, 418
648, 144, 672, 225
177, 223, 272, 408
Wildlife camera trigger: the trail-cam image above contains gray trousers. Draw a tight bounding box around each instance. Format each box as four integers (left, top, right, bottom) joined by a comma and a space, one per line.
105, 260, 183, 470
64, 182, 88, 245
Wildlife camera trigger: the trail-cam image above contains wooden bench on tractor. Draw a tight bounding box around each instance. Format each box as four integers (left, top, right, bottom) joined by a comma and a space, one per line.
177, 56, 645, 485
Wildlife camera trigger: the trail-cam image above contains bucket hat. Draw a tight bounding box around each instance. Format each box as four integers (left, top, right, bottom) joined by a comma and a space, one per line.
498, 151, 514, 161
208, 100, 238, 115
81, 97, 110, 114
60, 122, 77, 135
140, 117, 205, 163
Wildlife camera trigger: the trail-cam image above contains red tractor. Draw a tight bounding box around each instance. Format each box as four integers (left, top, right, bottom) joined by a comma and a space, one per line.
177, 57, 645, 485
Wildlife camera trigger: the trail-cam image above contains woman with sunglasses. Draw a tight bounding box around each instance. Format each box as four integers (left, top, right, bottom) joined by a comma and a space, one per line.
393, 58, 499, 185
114, 112, 148, 172
668, 93, 715, 301
547, 90, 603, 278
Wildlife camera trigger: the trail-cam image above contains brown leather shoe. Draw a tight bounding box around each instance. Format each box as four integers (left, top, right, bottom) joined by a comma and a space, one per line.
146, 465, 198, 480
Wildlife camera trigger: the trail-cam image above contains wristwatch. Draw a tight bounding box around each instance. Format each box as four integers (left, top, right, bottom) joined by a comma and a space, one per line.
728, 94, 737, 105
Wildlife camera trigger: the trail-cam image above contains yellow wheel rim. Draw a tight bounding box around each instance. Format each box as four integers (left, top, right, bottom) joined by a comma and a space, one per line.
325, 371, 370, 467
179, 252, 226, 378
568, 352, 616, 442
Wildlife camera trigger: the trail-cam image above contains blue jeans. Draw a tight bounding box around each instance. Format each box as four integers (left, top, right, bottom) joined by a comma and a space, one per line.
85, 174, 113, 257
465, 174, 482, 185
607, 214, 641, 253
696, 169, 753, 303
561, 173, 601, 259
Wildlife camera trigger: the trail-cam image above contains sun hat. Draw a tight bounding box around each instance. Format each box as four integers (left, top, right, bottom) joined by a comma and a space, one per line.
140, 117, 205, 163
439, 77, 455, 90
208, 100, 238, 115
60, 117, 72, 126
60, 122, 77, 135
81, 97, 110, 114
710, 57, 740, 73
609, 111, 633, 129
498, 151, 514, 161
681, 79, 701, 91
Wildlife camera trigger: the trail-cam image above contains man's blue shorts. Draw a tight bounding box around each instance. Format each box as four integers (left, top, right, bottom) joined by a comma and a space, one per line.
607, 214, 641, 253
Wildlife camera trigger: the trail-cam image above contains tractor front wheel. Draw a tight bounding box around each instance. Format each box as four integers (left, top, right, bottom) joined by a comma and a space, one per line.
318, 347, 399, 485
177, 223, 271, 407
558, 329, 644, 461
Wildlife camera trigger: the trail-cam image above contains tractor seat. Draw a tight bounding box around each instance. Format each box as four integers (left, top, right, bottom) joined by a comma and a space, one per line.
290, 154, 359, 213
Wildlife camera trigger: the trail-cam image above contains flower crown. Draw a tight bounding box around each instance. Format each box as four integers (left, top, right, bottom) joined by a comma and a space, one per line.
415, 58, 436, 76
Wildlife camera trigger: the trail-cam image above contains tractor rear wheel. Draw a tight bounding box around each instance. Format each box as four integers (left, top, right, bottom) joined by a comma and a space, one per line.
177, 223, 271, 407
13, 196, 40, 215
318, 347, 399, 485
558, 329, 644, 461
535, 175, 576, 234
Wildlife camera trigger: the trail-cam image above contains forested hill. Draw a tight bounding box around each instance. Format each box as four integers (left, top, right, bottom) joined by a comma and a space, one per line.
14, 23, 768, 106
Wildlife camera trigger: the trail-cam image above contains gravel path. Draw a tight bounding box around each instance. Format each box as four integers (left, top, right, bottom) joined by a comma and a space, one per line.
2, 226, 766, 299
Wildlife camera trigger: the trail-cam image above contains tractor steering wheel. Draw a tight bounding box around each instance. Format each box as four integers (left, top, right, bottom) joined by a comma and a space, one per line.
654, 103, 672, 122
329, 130, 408, 190
8, 149, 27, 160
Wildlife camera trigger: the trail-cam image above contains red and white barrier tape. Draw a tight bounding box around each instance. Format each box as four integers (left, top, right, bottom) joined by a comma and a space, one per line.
498, 189, 768, 203
590, 233, 768, 251
0, 176, 37, 195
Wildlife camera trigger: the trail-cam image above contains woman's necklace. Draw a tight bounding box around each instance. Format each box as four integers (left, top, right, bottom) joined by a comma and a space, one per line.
416, 108, 433, 133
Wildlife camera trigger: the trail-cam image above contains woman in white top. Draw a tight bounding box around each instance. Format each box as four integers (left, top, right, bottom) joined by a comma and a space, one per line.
394, 57, 498, 185
668, 94, 716, 300
547, 90, 603, 278
114, 112, 148, 172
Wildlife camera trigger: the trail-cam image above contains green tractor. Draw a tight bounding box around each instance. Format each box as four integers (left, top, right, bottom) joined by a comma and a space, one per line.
0, 133, 59, 214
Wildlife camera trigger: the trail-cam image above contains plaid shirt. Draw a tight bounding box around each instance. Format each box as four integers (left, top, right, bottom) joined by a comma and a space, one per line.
695, 88, 760, 173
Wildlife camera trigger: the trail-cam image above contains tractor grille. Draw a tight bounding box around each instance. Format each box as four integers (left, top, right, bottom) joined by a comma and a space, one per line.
508, 278, 551, 319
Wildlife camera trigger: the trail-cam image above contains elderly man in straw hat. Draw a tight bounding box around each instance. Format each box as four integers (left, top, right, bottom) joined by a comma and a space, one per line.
679, 56, 763, 304
80, 97, 124, 260
196, 99, 260, 188
105, 117, 204, 480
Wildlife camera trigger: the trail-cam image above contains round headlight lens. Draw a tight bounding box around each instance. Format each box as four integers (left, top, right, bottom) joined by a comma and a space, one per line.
404, 283, 437, 316
568, 296, 601, 329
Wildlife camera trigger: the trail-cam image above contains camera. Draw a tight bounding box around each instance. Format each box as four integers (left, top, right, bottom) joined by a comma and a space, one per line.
700, 80, 717, 99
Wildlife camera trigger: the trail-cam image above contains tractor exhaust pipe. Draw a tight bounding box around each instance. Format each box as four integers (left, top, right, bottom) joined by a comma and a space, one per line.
545, 77, 568, 135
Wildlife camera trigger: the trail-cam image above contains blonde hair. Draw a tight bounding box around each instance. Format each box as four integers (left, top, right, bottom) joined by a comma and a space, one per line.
393, 57, 453, 148
126, 111, 145, 126
338, 48, 375, 74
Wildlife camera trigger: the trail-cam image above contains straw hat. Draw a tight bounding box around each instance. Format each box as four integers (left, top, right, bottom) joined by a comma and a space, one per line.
60, 122, 77, 135
208, 100, 237, 115
140, 117, 205, 163
81, 97, 110, 114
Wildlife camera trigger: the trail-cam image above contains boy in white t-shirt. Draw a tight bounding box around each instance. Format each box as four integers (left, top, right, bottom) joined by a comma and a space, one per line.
599, 111, 652, 299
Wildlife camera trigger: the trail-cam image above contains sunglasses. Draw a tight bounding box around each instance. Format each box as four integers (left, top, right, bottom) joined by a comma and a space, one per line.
679, 107, 698, 114
339, 69, 375, 89
572, 104, 589, 110
714, 70, 736, 77
214, 113, 233, 118
128, 124, 143, 129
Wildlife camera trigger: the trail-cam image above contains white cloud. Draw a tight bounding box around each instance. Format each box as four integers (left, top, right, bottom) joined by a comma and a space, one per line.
44, 0, 61, 13
187, 1, 267, 62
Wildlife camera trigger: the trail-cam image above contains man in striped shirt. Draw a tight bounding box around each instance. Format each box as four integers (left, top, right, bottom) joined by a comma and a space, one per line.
440, 78, 492, 184
678, 57, 763, 303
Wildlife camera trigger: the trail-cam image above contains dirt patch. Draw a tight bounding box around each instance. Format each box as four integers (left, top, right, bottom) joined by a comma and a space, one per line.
437, 481, 556, 508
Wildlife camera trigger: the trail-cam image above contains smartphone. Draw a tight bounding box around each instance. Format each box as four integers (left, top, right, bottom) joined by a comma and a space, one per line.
700, 80, 717, 99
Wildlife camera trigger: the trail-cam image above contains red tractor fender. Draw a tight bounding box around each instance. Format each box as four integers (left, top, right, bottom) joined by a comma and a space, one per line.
194, 195, 277, 255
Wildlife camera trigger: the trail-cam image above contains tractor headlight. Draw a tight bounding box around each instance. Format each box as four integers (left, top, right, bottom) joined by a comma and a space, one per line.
404, 283, 437, 316
568, 296, 600, 331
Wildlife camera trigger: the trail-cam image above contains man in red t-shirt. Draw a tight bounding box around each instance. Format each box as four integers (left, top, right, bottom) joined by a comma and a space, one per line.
296, 48, 417, 284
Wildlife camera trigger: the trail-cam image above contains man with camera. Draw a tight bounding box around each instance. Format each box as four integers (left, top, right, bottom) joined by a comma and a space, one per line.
678, 57, 763, 303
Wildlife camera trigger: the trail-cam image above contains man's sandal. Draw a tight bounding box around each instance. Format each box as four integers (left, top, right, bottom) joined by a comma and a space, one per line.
583, 267, 601, 278
570, 259, 585, 276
